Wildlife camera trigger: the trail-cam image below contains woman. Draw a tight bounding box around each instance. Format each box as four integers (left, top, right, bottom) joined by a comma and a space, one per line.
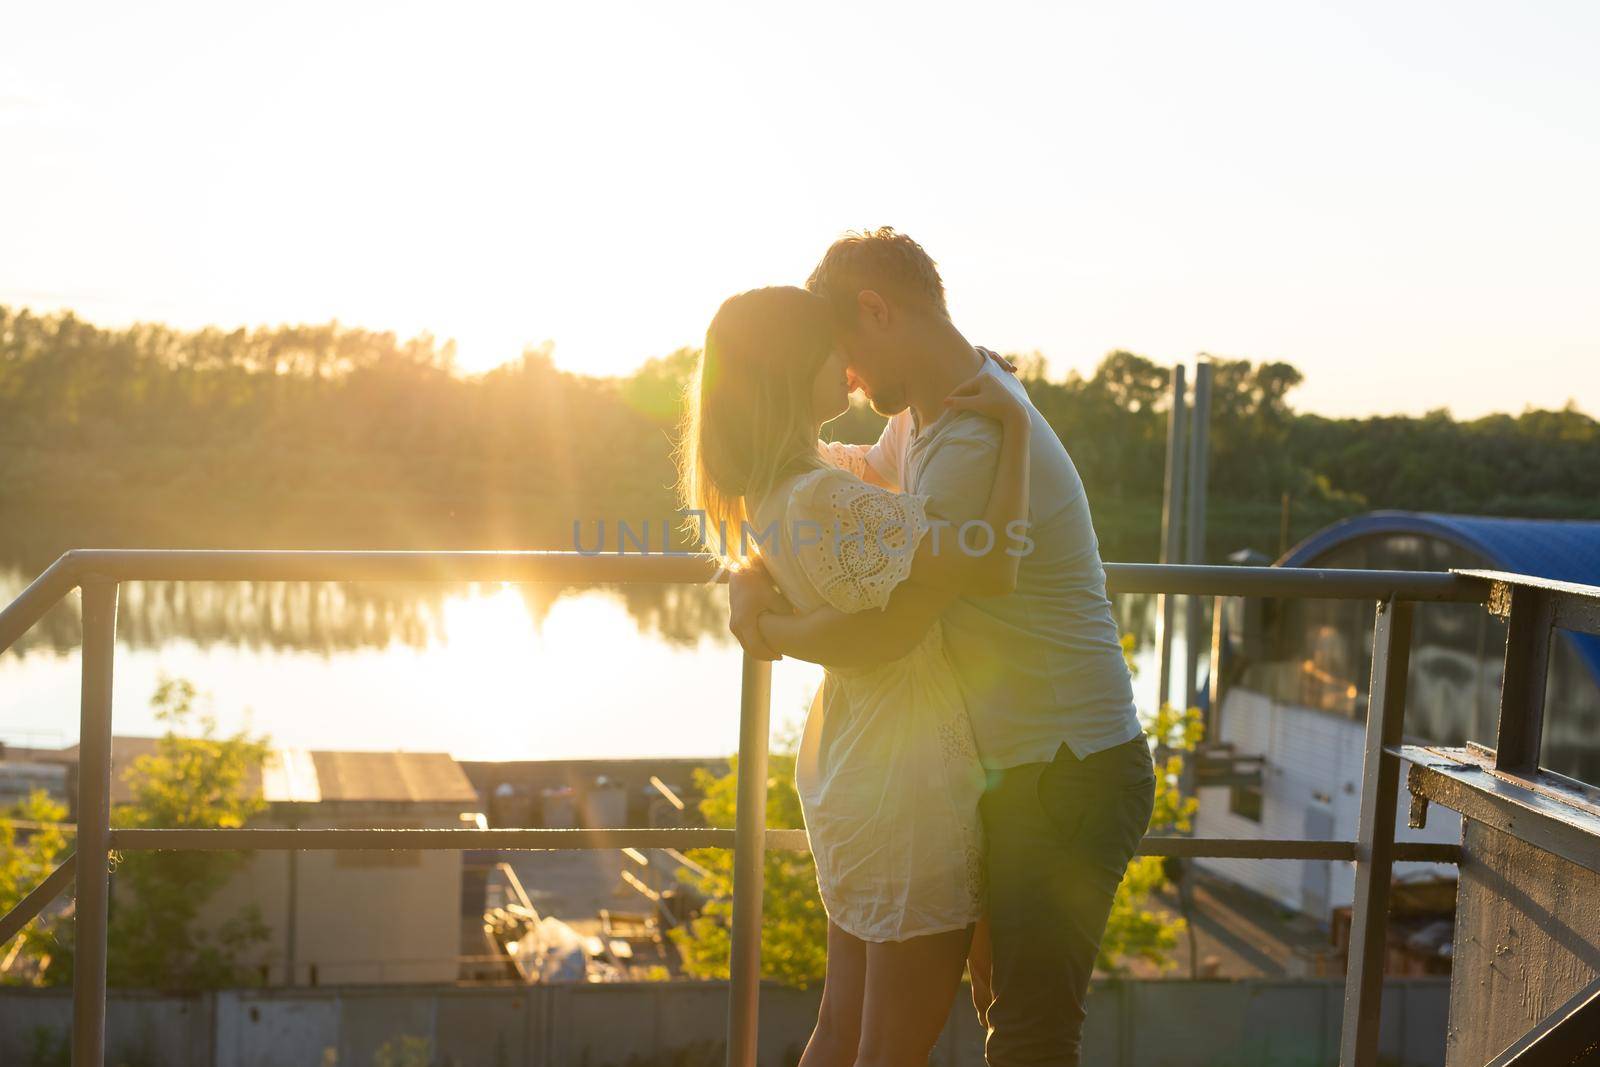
680, 287, 1032, 1067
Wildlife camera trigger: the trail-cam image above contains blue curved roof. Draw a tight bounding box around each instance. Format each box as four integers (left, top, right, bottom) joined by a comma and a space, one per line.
1280, 510, 1600, 686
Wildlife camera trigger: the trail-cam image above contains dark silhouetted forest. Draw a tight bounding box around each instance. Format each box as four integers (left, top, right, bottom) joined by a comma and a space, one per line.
3, 306, 1596, 572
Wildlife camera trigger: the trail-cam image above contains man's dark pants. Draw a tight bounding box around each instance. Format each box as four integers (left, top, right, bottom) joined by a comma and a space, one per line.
980, 736, 1156, 1067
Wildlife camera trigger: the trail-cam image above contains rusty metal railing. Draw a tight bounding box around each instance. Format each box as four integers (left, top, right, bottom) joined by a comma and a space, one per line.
0, 550, 1496, 1066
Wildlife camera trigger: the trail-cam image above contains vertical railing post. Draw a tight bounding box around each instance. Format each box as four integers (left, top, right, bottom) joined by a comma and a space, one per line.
1339, 597, 1413, 1067
726, 652, 772, 1067
74, 579, 118, 1067
1493, 585, 1553, 775
285, 846, 299, 986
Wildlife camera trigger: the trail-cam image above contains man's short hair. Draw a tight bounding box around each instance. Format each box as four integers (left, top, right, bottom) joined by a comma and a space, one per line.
806, 227, 949, 323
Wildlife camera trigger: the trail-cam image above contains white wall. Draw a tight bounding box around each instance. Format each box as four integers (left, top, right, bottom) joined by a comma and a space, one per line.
198, 803, 465, 985
1194, 687, 1461, 921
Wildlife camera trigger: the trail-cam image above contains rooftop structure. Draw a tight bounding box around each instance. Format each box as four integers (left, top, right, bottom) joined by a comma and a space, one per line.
48, 736, 480, 809
1197, 511, 1600, 932
1281, 512, 1600, 742
13, 736, 479, 988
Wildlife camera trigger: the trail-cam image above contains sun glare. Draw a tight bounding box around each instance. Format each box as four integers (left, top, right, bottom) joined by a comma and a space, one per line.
6, 5, 1594, 411
438, 584, 541, 664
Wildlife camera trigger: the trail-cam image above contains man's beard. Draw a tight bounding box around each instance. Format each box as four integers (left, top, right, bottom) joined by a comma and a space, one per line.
865, 386, 909, 417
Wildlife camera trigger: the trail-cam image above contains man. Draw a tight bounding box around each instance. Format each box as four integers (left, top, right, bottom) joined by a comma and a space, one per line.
729, 228, 1155, 1067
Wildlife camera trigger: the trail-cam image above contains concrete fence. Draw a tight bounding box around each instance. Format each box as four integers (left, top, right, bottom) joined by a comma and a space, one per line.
0, 978, 1449, 1067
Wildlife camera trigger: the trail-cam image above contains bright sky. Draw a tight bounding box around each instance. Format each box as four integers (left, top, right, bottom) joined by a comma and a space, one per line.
3, 2, 1596, 417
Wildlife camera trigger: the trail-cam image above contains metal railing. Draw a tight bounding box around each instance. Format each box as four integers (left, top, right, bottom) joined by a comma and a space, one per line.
0, 550, 1497, 1066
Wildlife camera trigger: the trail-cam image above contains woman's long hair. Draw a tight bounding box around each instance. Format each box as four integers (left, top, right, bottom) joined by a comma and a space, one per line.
678, 286, 834, 564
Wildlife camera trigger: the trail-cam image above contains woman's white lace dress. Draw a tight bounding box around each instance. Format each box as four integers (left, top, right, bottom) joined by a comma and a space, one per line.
749, 466, 985, 942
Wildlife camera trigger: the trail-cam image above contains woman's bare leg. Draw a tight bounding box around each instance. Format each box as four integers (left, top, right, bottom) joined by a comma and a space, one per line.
968, 916, 994, 1031
856, 925, 974, 1067
799, 922, 867, 1067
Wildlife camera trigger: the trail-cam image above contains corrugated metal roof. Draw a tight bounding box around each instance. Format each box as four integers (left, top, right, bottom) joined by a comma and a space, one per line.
1280, 510, 1600, 685
79, 739, 478, 807
307, 750, 478, 804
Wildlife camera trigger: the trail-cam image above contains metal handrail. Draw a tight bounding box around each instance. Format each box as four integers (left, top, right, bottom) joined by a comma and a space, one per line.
0, 550, 1490, 658
17, 546, 1493, 590
1486, 973, 1600, 1066
0, 552, 80, 654
0, 551, 1499, 1067
0, 852, 76, 947
102, 827, 1461, 863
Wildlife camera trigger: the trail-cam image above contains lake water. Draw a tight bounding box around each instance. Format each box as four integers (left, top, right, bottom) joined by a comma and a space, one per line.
0, 566, 1199, 759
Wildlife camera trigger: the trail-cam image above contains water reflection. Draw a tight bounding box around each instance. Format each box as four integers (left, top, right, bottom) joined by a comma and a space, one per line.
2, 561, 1168, 666
0, 555, 1175, 760
0, 569, 731, 657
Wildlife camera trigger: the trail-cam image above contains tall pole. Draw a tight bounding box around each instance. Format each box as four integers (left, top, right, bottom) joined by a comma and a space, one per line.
74, 580, 118, 1067
1184, 359, 1213, 711
1279, 490, 1292, 559
1156, 365, 1188, 710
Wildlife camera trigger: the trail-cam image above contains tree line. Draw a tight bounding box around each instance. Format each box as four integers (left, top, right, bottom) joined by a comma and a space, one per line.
3, 305, 1596, 571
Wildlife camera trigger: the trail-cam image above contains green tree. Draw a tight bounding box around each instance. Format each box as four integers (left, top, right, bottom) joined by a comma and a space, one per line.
619, 346, 698, 423
32, 677, 273, 989
668, 751, 828, 989
6, 303, 1599, 573
109, 678, 272, 989
0, 790, 70, 983
1097, 699, 1203, 973
1089, 350, 1171, 413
